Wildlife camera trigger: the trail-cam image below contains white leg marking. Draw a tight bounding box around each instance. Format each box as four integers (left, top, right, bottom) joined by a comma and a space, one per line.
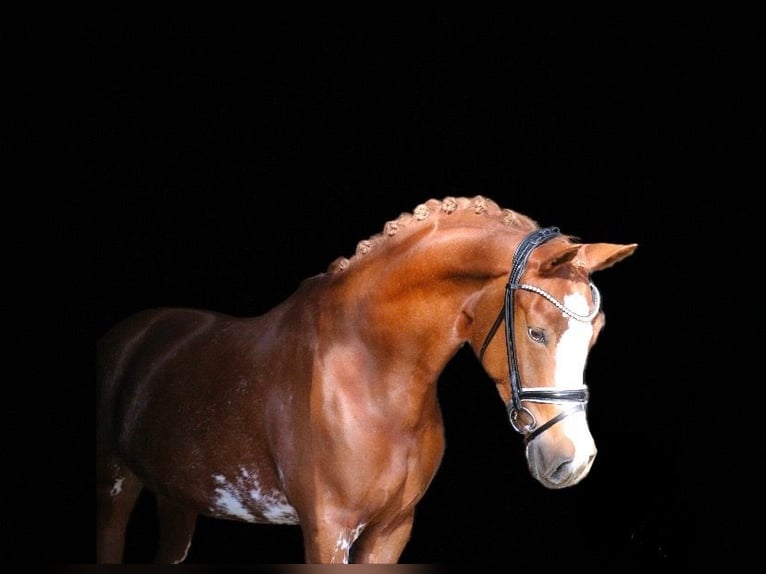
332, 523, 367, 564
172, 539, 192, 564
110, 477, 124, 496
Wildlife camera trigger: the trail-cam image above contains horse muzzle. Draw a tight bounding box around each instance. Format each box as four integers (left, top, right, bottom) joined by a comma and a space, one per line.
524, 409, 597, 489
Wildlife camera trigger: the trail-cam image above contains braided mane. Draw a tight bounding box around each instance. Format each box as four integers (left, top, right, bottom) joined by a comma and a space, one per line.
327, 195, 538, 273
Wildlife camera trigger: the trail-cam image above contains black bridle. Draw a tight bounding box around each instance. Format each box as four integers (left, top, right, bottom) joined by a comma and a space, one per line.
478, 227, 599, 444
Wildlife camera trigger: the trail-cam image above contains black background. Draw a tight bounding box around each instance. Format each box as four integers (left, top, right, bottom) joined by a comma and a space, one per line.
42, 10, 762, 565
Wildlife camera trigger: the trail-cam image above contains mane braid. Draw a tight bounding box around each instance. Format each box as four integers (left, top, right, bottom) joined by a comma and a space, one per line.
327, 195, 538, 273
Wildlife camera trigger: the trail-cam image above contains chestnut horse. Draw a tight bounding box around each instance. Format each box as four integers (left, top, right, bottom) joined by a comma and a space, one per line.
96, 196, 637, 564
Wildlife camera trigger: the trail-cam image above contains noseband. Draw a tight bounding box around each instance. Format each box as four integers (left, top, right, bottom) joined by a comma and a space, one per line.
478, 227, 601, 444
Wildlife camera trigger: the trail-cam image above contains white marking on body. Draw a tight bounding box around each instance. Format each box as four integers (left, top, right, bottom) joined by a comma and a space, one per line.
209, 467, 299, 525
110, 477, 124, 496
213, 486, 256, 521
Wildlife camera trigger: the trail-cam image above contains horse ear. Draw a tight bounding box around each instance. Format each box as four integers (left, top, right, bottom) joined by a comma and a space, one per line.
537, 244, 582, 274
578, 243, 638, 273
537, 242, 638, 275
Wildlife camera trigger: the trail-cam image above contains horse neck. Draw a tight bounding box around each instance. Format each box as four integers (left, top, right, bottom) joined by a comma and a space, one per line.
335, 223, 524, 379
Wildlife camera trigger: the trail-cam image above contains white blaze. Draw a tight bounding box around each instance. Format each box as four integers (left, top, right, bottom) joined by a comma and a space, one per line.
523, 289, 599, 488
553, 291, 594, 389
549, 290, 597, 470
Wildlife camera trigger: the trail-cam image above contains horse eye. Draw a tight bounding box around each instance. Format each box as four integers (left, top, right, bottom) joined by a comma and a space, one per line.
527, 327, 547, 344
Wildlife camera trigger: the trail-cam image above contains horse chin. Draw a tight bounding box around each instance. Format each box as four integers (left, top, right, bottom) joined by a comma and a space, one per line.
530, 458, 595, 490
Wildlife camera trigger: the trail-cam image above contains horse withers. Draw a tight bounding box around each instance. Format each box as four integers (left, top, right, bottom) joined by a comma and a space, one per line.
96, 196, 637, 563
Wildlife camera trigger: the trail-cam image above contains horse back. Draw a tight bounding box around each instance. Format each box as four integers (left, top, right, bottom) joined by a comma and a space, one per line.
97, 308, 222, 423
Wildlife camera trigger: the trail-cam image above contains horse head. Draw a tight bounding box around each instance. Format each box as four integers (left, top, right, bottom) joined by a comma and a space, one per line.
472, 229, 637, 489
